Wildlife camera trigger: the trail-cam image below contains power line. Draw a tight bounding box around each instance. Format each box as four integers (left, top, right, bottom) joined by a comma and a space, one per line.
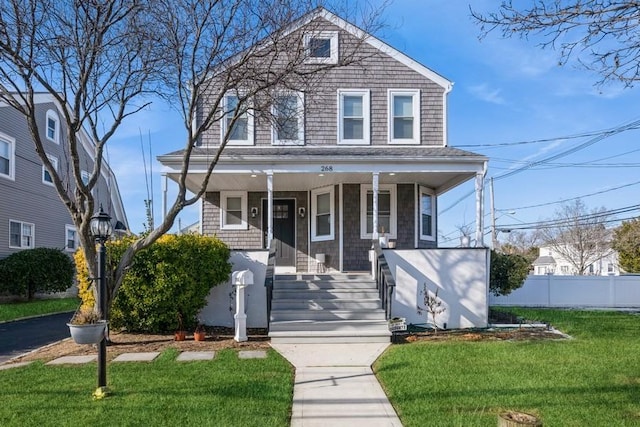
497, 179, 640, 212
441, 117, 640, 214
455, 122, 640, 149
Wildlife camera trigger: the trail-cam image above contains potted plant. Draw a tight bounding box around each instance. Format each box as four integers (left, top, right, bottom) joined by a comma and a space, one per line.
174, 312, 186, 341
67, 306, 107, 344
193, 324, 206, 341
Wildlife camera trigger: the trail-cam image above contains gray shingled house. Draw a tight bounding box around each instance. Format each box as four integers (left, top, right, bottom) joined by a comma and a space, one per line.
158, 8, 490, 340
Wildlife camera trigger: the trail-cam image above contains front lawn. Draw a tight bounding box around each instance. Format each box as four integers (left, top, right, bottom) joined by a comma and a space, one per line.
375, 308, 640, 426
0, 297, 79, 322
0, 348, 293, 427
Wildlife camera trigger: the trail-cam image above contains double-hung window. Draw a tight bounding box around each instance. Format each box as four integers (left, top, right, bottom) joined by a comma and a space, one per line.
388, 89, 420, 144
65, 225, 79, 252
9, 220, 34, 249
338, 90, 370, 145
42, 154, 58, 185
360, 184, 396, 239
220, 191, 247, 230
222, 94, 253, 145
272, 92, 304, 145
0, 133, 15, 180
419, 186, 435, 241
46, 110, 60, 144
304, 31, 338, 64
311, 186, 334, 242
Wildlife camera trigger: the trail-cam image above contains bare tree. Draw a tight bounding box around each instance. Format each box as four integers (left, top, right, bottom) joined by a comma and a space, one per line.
501, 230, 541, 264
471, 1, 640, 87
0, 0, 382, 316
539, 199, 612, 275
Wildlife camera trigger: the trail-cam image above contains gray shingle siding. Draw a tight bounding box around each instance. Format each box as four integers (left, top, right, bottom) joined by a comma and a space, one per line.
198, 19, 445, 148
0, 102, 121, 259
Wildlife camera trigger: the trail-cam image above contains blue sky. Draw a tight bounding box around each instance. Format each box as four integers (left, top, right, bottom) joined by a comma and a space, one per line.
107, 0, 640, 244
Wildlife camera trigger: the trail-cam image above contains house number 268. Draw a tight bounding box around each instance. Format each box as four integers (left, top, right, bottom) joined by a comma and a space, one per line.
320, 165, 333, 172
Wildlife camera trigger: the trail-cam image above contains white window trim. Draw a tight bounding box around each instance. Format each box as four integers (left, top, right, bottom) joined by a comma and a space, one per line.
9, 220, 35, 249
0, 132, 16, 181
42, 154, 58, 186
304, 31, 339, 64
360, 184, 397, 240
272, 92, 305, 145
46, 109, 60, 144
388, 89, 421, 145
220, 191, 248, 230
65, 224, 79, 252
221, 93, 254, 146
419, 186, 436, 241
337, 89, 370, 145
311, 186, 335, 242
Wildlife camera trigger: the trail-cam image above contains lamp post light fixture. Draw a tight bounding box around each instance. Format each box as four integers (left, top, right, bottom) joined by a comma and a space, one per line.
89, 206, 112, 397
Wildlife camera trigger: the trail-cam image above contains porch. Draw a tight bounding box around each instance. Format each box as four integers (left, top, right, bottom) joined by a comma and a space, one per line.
159, 146, 488, 274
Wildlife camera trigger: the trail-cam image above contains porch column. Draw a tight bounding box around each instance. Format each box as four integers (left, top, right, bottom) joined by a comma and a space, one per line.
474, 171, 485, 247
267, 172, 273, 249
161, 173, 168, 221
372, 172, 379, 240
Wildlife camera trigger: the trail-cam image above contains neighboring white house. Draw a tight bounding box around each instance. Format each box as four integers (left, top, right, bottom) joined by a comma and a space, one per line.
532, 244, 620, 276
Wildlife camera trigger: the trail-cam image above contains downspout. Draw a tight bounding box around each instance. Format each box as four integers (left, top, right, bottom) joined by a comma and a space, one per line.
442, 82, 453, 147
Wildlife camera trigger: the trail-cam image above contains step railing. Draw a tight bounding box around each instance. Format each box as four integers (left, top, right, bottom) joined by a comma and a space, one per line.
373, 243, 395, 319
265, 242, 276, 331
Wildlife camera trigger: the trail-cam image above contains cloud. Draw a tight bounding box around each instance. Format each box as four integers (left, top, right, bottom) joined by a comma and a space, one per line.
468, 83, 506, 104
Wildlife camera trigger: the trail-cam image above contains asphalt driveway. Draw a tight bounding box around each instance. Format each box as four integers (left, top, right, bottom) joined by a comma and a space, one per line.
0, 312, 73, 364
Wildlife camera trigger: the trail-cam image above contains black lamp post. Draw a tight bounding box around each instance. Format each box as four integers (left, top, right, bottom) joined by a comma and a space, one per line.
89, 206, 112, 392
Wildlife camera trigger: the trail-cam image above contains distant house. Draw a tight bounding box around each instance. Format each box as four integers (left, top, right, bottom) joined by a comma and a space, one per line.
532, 244, 620, 276
0, 93, 128, 260
158, 8, 491, 339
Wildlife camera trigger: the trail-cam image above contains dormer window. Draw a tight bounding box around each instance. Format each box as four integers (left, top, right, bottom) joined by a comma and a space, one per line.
46, 110, 60, 144
304, 31, 338, 64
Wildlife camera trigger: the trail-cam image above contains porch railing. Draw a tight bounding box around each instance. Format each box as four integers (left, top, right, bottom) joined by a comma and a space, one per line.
373, 243, 395, 319
264, 242, 276, 331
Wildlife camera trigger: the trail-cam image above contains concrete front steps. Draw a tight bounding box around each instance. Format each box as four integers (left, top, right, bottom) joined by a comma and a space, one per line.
269, 273, 391, 344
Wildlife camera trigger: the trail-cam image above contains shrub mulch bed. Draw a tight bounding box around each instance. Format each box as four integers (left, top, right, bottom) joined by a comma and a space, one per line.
10, 327, 270, 364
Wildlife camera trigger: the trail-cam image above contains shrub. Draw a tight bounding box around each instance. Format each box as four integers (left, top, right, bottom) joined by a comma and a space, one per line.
76, 234, 231, 333
490, 250, 530, 296
0, 248, 74, 300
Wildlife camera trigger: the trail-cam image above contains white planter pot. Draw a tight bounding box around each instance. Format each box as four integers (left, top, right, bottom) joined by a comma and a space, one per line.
67, 321, 108, 344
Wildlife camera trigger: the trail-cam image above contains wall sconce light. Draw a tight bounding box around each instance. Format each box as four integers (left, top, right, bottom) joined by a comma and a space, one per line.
250, 207, 258, 218
298, 207, 306, 218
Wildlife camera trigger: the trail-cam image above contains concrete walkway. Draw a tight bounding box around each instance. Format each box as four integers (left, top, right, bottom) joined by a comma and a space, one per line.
271, 343, 402, 427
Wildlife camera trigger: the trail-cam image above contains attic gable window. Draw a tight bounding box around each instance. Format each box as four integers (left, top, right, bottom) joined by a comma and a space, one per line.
304, 31, 338, 64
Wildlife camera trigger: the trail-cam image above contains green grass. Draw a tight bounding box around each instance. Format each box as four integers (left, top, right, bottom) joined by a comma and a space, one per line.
0, 348, 293, 427
375, 308, 640, 426
0, 297, 79, 322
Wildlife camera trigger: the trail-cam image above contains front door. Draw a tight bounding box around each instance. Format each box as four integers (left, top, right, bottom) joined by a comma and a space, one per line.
262, 199, 296, 267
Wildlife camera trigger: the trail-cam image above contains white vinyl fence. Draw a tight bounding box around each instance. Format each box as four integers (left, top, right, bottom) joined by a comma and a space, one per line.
490, 274, 640, 308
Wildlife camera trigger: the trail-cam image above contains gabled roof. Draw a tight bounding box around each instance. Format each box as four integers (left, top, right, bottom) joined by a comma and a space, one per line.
292, 8, 452, 90
532, 255, 556, 266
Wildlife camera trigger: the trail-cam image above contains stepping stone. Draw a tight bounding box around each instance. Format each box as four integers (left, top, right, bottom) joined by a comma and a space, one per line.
0, 362, 32, 370
176, 351, 215, 362
47, 355, 96, 365
238, 350, 267, 359
113, 352, 159, 362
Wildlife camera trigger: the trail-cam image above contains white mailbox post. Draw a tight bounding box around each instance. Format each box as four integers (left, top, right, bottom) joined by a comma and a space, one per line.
232, 269, 254, 342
